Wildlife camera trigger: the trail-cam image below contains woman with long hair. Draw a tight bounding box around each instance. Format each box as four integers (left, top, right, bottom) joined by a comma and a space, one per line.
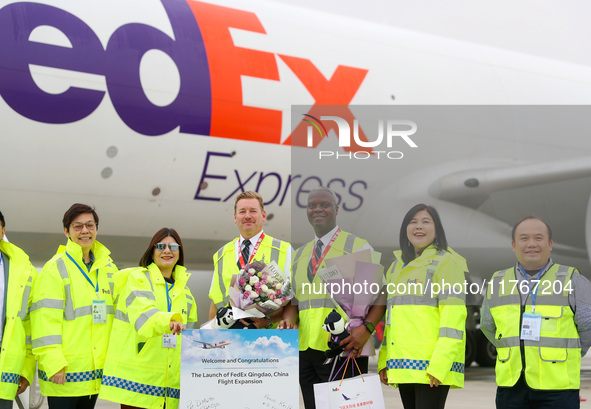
100, 228, 197, 409
378, 204, 468, 409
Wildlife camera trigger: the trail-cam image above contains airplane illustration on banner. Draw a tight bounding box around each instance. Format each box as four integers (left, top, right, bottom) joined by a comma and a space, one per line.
194, 340, 233, 349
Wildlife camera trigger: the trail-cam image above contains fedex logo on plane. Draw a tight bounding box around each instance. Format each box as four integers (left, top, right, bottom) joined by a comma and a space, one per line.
0, 0, 368, 146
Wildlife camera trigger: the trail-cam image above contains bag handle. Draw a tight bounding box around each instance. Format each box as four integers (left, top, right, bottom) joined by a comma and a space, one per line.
338, 354, 365, 386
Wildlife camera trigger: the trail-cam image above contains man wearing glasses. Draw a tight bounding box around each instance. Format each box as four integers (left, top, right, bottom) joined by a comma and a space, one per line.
208, 191, 292, 329
481, 216, 591, 409
0, 211, 37, 408
31, 203, 118, 409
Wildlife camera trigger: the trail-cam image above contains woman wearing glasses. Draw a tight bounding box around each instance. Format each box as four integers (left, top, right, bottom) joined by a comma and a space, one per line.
31, 203, 118, 409
377, 204, 468, 409
100, 228, 197, 409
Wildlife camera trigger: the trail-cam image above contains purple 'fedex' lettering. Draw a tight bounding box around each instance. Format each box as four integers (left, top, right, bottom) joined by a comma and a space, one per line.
0, 3, 106, 123
0, 0, 211, 135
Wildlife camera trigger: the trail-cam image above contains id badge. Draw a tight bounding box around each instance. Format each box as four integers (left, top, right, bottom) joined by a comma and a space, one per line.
162, 334, 177, 348
520, 312, 542, 341
92, 299, 107, 324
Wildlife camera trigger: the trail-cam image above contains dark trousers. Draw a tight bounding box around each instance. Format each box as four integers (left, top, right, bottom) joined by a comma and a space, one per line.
0, 399, 13, 409
496, 373, 579, 409
398, 383, 450, 409
299, 348, 368, 409
47, 395, 98, 409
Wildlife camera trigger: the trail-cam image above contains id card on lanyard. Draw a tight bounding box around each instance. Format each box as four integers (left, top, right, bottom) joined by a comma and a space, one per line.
66, 252, 106, 324
237, 233, 265, 270
519, 262, 550, 341
310, 228, 341, 276
163, 280, 177, 348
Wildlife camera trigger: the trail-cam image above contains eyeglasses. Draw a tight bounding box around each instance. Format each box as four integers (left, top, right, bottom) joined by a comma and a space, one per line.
154, 242, 180, 252
70, 222, 97, 232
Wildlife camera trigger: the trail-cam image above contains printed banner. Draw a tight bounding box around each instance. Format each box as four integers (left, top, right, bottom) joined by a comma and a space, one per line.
180, 329, 299, 409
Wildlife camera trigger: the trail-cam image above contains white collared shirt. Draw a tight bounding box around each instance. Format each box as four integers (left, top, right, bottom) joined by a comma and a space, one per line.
313, 225, 374, 253
233, 230, 293, 278
234, 230, 265, 263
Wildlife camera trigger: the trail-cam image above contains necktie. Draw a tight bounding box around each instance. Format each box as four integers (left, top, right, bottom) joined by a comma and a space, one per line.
307, 240, 324, 282
238, 239, 251, 269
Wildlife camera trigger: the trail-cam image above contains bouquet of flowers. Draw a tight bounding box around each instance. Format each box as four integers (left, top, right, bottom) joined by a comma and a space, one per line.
228, 260, 293, 318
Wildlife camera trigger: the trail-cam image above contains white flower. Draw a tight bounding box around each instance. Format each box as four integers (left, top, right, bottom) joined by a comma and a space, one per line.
249, 276, 259, 284
248, 268, 256, 274
275, 283, 283, 290
261, 284, 269, 292
245, 285, 252, 292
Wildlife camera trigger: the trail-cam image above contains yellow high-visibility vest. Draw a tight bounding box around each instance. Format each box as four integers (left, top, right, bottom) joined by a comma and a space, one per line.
209, 234, 291, 309
100, 263, 197, 409
377, 246, 468, 388
292, 231, 370, 351
31, 239, 117, 396
0, 241, 37, 400
487, 263, 581, 389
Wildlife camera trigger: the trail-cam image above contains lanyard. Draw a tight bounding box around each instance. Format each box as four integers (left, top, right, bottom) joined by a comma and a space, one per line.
66, 252, 99, 294
165, 281, 174, 312
237, 233, 265, 270
310, 228, 341, 275
518, 261, 551, 313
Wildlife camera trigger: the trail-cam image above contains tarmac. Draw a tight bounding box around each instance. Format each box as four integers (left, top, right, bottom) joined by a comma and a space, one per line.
34, 354, 591, 409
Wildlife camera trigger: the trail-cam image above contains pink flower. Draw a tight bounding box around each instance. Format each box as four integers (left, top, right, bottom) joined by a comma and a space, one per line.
255, 289, 262, 295
281, 297, 287, 302
276, 290, 282, 297
268, 293, 275, 300
239, 278, 246, 286
261, 280, 267, 285
254, 282, 262, 289
243, 291, 251, 299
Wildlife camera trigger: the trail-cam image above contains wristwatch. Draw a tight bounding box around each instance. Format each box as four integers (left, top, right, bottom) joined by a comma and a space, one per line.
362, 321, 375, 334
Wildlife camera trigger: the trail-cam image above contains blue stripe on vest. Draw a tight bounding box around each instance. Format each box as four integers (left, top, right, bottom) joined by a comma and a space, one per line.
0, 373, 20, 384
386, 359, 464, 374
38, 369, 103, 382
102, 375, 180, 399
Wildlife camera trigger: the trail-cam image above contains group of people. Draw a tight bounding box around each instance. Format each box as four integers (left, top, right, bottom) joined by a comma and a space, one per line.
1, 187, 590, 409
0, 204, 196, 409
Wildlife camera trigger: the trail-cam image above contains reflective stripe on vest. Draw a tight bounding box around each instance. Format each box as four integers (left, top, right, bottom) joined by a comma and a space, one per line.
54, 259, 115, 321
297, 298, 334, 311
38, 369, 103, 383
102, 375, 180, 399
386, 359, 464, 374
215, 246, 226, 310
0, 373, 20, 385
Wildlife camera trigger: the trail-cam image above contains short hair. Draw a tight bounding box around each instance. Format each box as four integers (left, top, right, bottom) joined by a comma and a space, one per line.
399, 204, 448, 265
63, 203, 99, 229
234, 191, 264, 213
308, 186, 338, 206
512, 216, 552, 241
139, 228, 185, 268
0, 210, 5, 228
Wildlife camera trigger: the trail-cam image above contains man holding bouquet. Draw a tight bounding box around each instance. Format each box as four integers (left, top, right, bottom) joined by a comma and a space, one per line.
279, 187, 386, 409
208, 191, 292, 329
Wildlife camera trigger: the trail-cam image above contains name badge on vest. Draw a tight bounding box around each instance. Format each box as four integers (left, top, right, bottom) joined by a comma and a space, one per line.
163, 334, 177, 348
92, 299, 107, 324
520, 312, 541, 341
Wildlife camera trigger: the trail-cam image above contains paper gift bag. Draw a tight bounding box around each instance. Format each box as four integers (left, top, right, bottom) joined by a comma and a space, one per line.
314, 373, 386, 409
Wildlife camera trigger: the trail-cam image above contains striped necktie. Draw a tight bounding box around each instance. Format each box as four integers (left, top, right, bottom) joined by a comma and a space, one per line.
307, 240, 323, 282
237, 239, 251, 269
